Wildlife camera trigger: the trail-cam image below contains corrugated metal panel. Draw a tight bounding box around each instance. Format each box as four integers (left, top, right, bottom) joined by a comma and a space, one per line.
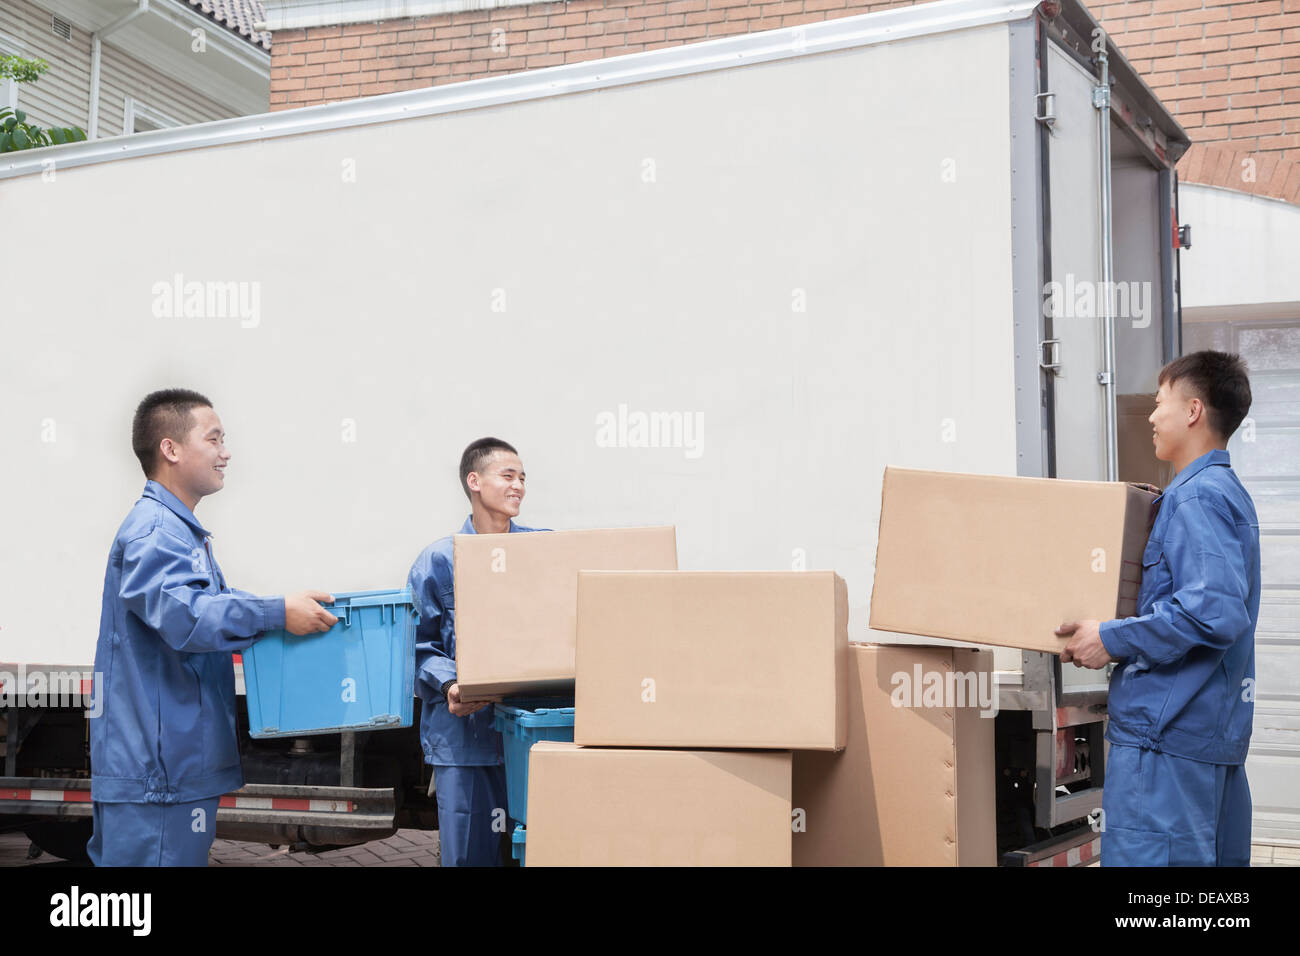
0, 1, 92, 132
1185, 317, 1300, 846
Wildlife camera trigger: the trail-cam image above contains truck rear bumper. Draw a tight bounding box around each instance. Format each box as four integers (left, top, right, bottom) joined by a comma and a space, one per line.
0, 777, 395, 830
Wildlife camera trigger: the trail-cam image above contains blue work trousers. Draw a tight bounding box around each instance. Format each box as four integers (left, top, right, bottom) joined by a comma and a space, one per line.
432, 764, 508, 867
88, 797, 221, 867
1102, 743, 1251, 866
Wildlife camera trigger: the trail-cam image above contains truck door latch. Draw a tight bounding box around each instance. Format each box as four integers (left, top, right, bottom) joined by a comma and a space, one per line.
1039, 338, 1061, 375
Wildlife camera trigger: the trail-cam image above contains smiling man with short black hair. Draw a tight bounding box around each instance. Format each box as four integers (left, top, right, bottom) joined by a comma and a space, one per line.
88, 388, 338, 866
1057, 351, 1260, 866
407, 437, 548, 866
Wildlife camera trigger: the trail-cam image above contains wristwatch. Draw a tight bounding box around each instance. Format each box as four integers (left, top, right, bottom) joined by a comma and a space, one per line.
441, 679, 455, 698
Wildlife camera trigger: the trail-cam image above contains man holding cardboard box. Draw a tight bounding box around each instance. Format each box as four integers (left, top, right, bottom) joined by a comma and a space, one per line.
1057, 351, 1259, 866
407, 438, 545, 867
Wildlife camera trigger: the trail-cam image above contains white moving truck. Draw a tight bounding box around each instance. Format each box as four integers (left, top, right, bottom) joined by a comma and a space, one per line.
0, 0, 1188, 864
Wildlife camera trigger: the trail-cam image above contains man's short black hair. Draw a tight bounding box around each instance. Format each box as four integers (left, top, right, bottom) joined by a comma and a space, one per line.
1158, 350, 1252, 440
132, 388, 213, 478
457, 439, 517, 504
459, 437, 519, 501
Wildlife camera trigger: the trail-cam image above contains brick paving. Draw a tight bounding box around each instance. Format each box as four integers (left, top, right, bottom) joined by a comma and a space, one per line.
4, 827, 1296, 867
0, 827, 441, 867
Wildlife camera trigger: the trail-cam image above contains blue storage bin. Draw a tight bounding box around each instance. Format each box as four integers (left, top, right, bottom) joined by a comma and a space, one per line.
493, 701, 575, 825
512, 824, 526, 867
243, 588, 417, 739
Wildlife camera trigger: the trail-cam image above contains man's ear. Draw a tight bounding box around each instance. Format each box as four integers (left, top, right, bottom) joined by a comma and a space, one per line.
158, 437, 181, 466
465, 471, 481, 494
1188, 398, 1205, 429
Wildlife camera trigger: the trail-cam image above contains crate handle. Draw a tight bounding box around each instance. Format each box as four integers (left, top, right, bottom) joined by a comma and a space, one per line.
328, 604, 351, 628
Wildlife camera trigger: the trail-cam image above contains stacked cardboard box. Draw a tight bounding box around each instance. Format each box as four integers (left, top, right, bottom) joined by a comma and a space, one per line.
1117, 393, 1173, 490
525, 743, 794, 866
454, 467, 1158, 866
453, 526, 678, 701
793, 643, 996, 866
526, 569, 849, 867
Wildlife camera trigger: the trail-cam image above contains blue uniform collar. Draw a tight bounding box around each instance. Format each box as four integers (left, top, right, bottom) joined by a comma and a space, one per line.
1162, 448, 1231, 497
142, 479, 211, 538
459, 513, 521, 535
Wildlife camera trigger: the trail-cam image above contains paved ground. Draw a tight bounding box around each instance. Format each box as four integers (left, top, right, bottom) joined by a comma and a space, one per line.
2, 827, 1297, 866
0, 827, 444, 867
207, 829, 443, 866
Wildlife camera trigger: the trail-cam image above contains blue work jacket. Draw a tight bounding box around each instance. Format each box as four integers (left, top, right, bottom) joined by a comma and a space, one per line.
1100, 449, 1260, 764
407, 515, 546, 766
90, 481, 285, 803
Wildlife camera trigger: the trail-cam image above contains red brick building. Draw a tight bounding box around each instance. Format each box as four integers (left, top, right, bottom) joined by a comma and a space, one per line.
259, 0, 1300, 200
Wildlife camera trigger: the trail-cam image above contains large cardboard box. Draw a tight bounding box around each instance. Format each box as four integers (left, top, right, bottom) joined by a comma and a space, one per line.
1118, 393, 1174, 489
793, 643, 996, 866
454, 526, 677, 700
526, 742, 792, 866
574, 570, 848, 750
869, 467, 1157, 653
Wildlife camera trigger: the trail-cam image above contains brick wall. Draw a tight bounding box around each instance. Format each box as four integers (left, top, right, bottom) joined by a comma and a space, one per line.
267, 0, 914, 109
1094, 0, 1300, 199
268, 0, 1300, 200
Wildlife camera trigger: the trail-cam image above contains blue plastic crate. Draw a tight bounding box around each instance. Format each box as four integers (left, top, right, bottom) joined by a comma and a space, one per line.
242, 588, 417, 739
512, 824, 526, 867
493, 701, 575, 825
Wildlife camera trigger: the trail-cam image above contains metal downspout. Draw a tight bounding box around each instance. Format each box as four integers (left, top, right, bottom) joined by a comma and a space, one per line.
89, 0, 149, 141
1094, 44, 1118, 481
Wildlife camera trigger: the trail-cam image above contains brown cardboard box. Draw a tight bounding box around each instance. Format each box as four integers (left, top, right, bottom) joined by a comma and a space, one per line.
1118, 393, 1174, 489
793, 644, 995, 866
574, 570, 848, 750
526, 742, 792, 866
869, 467, 1157, 653
453, 526, 677, 700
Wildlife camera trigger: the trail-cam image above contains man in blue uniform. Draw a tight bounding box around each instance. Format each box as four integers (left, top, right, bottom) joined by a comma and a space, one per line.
89, 389, 340, 866
1058, 351, 1259, 866
407, 437, 546, 867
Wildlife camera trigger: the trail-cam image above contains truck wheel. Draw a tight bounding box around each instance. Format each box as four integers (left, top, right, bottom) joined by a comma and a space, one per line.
24, 820, 93, 864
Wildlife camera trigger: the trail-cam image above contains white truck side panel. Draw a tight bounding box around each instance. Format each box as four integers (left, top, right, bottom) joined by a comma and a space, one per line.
1, 24, 1018, 665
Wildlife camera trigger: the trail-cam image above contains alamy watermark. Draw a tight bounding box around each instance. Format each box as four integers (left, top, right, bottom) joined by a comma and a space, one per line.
890, 664, 998, 718
0, 666, 101, 718
595, 404, 704, 459
1043, 275, 1152, 329
151, 273, 261, 329
50, 887, 150, 936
